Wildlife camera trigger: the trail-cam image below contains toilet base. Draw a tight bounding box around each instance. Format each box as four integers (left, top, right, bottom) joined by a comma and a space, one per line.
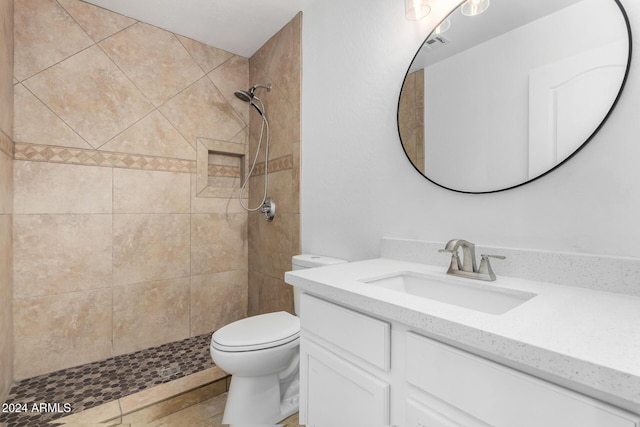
221, 372, 299, 425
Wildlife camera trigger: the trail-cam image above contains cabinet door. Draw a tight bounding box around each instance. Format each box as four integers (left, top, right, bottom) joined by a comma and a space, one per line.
302, 338, 390, 427
406, 398, 466, 427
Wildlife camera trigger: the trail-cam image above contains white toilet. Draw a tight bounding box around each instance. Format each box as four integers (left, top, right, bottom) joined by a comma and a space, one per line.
210, 254, 347, 425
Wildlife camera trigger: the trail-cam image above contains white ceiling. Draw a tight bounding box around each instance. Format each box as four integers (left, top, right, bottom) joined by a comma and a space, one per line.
83, 0, 308, 58
409, 0, 584, 71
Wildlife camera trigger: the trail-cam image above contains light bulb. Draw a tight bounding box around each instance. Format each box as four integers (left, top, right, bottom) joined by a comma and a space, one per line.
434, 18, 451, 35
405, 0, 431, 21
461, 0, 490, 16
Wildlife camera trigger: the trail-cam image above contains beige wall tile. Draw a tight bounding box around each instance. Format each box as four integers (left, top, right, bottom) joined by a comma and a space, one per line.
113, 214, 190, 286
246, 14, 301, 315
247, 172, 266, 209
13, 214, 112, 298
248, 212, 294, 281
250, 169, 292, 214
0, 128, 12, 159
100, 111, 195, 160
160, 77, 245, 148
13, 83, 92, 149
175, 35, 234, 74
0, 0, 13, 136
248, 271, 260, 317
207, 55, 250, 126
262, 14, 301, 108
190, 174, 246, 214
57, 0, 136, 42
0, 151, 12, 215
100, 22, 204, 107
247, 68, 294, 162
13, 0, 93, 81
14, 161, 112, 214
247, 63, 268, 150
259, 275, 294, 315
190, 271, 248, 335
248, 271, 293, 316
113, 277, 190, 355
13, 288, 112, 379
230, 127, 249, 145
398, 70, 425, 172
256, 81, 296, 160
0, 0, 12, 405
5, 0, 305, 381
23, 45, 154, 148
292, 141, 300, 214
113, 168, 190, 214
0, 214, 13, 402
191, 213, 247, 276
292, 213, 301, 255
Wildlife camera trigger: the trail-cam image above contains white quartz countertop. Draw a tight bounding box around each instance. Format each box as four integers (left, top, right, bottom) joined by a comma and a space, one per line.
284, 258, 640, 410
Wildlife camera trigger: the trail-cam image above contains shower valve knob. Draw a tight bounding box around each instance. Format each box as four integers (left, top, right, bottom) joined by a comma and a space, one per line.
262, 197, 276, 222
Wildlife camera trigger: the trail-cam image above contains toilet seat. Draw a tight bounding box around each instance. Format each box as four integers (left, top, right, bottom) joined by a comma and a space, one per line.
211, 311, 300, 352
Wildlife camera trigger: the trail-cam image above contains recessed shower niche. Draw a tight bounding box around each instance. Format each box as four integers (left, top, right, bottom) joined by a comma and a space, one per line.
196, 138, 248, 199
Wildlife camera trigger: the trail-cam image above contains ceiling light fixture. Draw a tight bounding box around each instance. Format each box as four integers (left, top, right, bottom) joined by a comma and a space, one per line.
405, 0, 431, 21
434, 17, 451, 34
461, 0, 490, 17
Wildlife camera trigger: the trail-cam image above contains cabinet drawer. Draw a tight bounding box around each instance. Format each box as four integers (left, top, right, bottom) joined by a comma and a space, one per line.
300, 293, 391, 371
406, 332, 639, 427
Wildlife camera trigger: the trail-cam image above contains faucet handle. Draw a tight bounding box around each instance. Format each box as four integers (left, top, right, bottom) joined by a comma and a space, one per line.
481, 254, 506, 260
439, 248, 462, 272
478, 254, 505, 281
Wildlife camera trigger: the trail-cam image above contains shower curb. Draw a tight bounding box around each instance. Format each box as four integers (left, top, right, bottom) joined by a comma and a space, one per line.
52, 366, 229, 425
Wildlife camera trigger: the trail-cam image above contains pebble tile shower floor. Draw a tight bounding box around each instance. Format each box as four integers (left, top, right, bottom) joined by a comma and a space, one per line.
0, 333, 215, 427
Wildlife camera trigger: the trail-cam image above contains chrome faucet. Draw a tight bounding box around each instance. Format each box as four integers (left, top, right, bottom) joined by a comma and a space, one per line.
439, 239, 505, 281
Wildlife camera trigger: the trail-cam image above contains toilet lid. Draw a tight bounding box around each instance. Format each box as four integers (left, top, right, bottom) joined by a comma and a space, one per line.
211, 311, 300, 352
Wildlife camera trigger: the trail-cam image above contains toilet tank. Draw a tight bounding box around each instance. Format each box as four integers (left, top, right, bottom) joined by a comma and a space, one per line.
291, 254, 347, 314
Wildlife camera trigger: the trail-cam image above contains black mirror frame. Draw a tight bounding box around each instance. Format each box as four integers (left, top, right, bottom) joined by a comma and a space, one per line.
397, 0, 633, 194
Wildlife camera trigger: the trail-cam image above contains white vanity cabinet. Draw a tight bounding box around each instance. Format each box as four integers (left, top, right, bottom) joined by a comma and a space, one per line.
299, 293, 392, 427
298, 293, 640, 427
405, 332, 640, 427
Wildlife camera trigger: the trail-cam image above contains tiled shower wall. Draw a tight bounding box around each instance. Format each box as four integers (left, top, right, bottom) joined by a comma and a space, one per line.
398, 69, 425, 173
0, 0, 14, 406
248, 13, 302, 315
11, 0, 253, 380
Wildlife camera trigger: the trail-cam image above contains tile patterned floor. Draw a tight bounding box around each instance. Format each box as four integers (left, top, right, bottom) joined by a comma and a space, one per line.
0, 333, 215, 427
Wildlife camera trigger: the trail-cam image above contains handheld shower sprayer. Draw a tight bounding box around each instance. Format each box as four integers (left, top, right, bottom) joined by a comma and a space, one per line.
234, 83, 275, 221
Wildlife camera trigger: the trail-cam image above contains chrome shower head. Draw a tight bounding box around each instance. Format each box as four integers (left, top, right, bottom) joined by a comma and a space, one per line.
234, 84, 271, 102
234, 84, 271, 116
234, 89, 253, 103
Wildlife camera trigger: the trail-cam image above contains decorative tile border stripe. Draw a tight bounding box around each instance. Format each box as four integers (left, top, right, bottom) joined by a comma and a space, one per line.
207, 164, 241, 178
253, 154, 294, 175
0, 129, 13, 158
14, 142, 199, 174
12, 144, 297, 178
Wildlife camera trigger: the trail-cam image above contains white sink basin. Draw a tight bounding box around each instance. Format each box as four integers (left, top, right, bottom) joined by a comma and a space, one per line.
360, 271, 536, 315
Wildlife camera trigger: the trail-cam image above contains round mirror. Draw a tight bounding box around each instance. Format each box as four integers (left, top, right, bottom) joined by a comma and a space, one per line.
398, 0, 632, 193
